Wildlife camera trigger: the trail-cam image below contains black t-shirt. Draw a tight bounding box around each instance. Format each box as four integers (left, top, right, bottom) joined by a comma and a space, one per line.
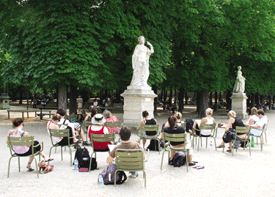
145, 118, 157, 136
164, 126, 185, 146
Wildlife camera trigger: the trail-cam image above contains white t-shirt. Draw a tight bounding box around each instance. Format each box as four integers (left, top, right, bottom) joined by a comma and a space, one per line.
246, 115, 259, 126
250, 116, 268, 136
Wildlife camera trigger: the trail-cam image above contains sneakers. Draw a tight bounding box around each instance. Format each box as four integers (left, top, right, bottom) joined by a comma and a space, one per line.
82, 141, 90, 146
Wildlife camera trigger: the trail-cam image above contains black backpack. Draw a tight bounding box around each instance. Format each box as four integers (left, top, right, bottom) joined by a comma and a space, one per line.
146, 139, 160, 151
185, 119, 194, 133
74, 147, 91, 169
173, 152, 186, 167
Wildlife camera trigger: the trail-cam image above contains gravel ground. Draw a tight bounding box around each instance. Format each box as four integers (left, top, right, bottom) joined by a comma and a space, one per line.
0, 106, 274, 197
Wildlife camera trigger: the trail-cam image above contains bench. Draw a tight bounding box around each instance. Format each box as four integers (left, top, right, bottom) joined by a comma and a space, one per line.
38, 107, 58, 120
36, 112, 54, 119
97, 106, 113, 112
7, 109, 39, 119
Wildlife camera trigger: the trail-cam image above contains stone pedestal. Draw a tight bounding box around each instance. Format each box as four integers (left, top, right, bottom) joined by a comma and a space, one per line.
0, 93, 10, 109
231, 93, 248, 119
121, 86, 157, 127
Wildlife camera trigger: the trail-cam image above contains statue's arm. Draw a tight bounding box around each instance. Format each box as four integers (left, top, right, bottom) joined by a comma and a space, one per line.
146, 41, 154, 54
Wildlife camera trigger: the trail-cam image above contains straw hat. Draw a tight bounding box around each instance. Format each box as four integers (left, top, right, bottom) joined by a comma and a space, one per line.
91, 114, 106, 125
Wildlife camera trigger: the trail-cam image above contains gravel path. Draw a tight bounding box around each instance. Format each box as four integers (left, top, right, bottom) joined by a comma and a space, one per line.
0, 106, 274, 197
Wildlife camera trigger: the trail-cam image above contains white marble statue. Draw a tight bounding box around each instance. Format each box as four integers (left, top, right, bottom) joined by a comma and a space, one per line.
129, 36, 154, 89
233, 66, 246, 93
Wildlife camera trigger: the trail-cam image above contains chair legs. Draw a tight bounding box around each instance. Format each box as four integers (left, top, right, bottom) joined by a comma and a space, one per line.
18, 157, 20, 172
7, 157, 13, 178
143, 171, 146, 187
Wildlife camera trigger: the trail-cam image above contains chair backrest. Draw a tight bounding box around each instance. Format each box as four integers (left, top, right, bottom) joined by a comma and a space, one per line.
235, 126, 251, 135
90, 133, 115, 143
82, 120, 92, 128
163, 132, 186, 144
141, 124, 159, 132
115, 149, 144, 171
8, 136, 34, 154
49, 129, 70, 137
105, 121, 121, 128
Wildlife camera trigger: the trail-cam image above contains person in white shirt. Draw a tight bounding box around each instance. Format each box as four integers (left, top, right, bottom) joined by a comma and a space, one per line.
192, 108, 215, 136
245, 107, 259, 126
249, 109, 267, 136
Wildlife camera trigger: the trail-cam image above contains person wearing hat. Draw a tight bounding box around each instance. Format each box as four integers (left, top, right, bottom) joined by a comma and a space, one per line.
88, 114, 110, 151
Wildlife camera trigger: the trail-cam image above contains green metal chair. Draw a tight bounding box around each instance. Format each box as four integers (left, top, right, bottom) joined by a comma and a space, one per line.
7, 136, 43, 178
48, 129, 76, 166
89, 133, 115, 170
81, 120, 93, 142
251, 124, 266, 151
138, 124, 160, 152
160, 132, 192, 172
193, 123, 217, 151
115, 149, 146, 187
226, 126, 251, 156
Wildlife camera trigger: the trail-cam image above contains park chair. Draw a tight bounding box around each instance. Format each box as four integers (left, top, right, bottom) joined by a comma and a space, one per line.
115, 149, 146, 187
250, 124, 267, 151
193, 123, 217, 151
89, 133, 115, 170
81, 120, 93, 142
105, 121, 122, 133
7, 136, 43, 178
48, 129, 77, 166
138, 124, 160, 152
262, 120, 268, 144
223, 126, 251, 156
160, 132, 192, 172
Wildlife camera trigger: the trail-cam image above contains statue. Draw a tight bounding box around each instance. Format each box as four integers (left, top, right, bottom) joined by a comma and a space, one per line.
233, 66, 246, 93
129, 36, 154, 89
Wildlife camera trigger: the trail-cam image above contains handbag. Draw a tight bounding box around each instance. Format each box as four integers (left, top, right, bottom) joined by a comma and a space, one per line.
222, 128, 235, 143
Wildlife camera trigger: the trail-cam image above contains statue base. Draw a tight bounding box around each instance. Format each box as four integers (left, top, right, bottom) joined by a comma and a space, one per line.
230, 92, 248, 119
121, 88, 157, 127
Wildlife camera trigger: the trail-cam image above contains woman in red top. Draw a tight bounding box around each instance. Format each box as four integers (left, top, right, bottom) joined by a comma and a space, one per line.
88, 114, 110, 151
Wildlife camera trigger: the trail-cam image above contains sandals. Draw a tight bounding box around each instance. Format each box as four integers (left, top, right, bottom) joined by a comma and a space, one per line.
216, 144, 224, 148
45, 158, 54, 162
26, 165, 34, 172
189, 162, 196, 166
226, 149, 232, 153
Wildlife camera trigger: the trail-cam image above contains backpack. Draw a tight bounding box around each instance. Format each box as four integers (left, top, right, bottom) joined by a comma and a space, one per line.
146, 139, 160, 151
74, 147, 90, 169
173, 152, 186, 167
185, 119, 194, 133
222, 128, 235, 143
98, 163, 127, 185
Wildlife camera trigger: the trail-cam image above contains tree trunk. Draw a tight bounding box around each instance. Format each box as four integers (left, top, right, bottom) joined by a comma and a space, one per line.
214, 91, 218, 111
269, 95, 272, 110
251, 93, 255, 107
164, 90, 167, 103
209, 92, 213, 107
58, 83, 67, 111
160, 90, 163, 103
185, 92, 188, 105
226, 90, 231, 110
198, 90, 208, 118
69, 84, 78, 115
19, 87, 23, 104
178, 87, 184, 113
169, 87, 173, 106
196, 92, 200, 113
255, 94, 259, 105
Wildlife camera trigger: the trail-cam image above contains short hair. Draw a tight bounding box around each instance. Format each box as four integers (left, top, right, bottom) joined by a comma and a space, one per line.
228, 110, 236, 118
205, 108, 213, 116
12, 118, 23, 128
142, 111, 149, 118
103, 110, 112, 118
91, 107, 97, 117
257, 109, 265, 116
174, 112, 182, 120
119, 126, 131, 141
57, 109, 66, 116
52, 114, 61, 121
251, 107, 257, 115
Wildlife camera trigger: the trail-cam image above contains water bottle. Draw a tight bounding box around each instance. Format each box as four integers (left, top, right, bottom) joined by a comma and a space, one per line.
251, 137, 254, 147
74, 158, 79, 171
98, 174, 104, 187
210, 140, 213, 148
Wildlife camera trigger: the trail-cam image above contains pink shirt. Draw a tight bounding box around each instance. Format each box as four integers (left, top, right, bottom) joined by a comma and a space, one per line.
8, 129, 29, 154
105, 116, 119, 134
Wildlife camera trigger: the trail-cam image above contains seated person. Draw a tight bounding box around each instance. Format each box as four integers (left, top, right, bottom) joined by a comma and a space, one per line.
47, 114, 88, 146
216, 110, 245, 152
249, 109, 267, 136
161, 116, 195, 166
107, 126, 144, 177
163, 112, 183, 128
136, 111, 158, 148
7, 118, 53, 171
192, 108, 215, 136
245, 107, 259, 126
85, 107, 96, 121
88, 114, 110, 151
103, 110, 119, 134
